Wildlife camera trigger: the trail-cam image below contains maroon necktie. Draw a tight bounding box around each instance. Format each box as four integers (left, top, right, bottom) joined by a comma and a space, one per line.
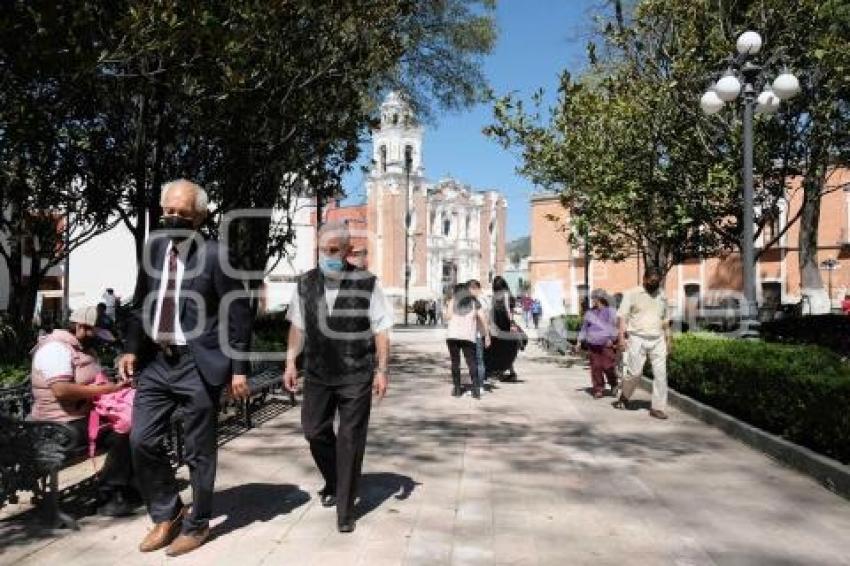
157, 247, 179, 342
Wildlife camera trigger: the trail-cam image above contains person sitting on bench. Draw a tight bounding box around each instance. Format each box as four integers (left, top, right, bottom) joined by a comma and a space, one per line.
29, 306, 138, 517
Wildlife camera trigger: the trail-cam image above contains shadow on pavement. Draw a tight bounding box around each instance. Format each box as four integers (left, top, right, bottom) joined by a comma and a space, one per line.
209, 483, 310, 541
354, 472, 420, 521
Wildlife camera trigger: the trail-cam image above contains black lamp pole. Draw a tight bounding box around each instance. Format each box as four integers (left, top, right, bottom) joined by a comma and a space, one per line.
403, 147, 412, 326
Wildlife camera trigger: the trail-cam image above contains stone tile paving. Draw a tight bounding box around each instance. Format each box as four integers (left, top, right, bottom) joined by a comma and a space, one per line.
2, 326, 849, 565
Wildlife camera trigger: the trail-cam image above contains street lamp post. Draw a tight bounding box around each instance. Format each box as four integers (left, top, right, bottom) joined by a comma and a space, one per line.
701, 30, 800, 331
820, 258, 840, 308
403, 146, 412, 326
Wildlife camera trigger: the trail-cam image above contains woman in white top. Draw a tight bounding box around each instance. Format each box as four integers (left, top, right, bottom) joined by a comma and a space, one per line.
444, 283, 491, 399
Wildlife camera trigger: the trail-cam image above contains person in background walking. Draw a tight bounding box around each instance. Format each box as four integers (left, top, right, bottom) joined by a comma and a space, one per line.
521, 295, 533, 328
575, 290, 619, 399
467, 280, 490, 391
614, 267, 672, 420
428, 299, 438, 325
445, 283, 490, 399
485, 276, 520, 381
531, 299, 542, 330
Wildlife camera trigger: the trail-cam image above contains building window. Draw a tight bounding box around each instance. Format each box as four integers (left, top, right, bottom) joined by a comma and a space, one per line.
762, 281, 781, 307
404, 145, 413, 168
380, 145, 387, 172
465, 215, 471, 238
392, 113, 399, 125
443, 218, 451, 236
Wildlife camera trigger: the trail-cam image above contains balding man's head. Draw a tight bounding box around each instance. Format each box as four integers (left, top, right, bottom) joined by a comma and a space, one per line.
317, 221, 352, 275
318, 221, 351, 250
160, 179, 208, 227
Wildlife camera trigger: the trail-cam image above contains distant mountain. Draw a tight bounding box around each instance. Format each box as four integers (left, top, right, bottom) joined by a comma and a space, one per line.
507, 236, 530, 263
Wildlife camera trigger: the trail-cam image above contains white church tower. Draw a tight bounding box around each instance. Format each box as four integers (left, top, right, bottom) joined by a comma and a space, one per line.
370, 91, 425, 178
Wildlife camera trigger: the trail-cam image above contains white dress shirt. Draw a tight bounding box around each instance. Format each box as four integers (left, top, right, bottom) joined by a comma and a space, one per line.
152, 239, 192, 345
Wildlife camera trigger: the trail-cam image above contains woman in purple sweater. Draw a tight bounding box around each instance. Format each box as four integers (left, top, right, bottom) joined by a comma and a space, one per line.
575, 289, 620, 398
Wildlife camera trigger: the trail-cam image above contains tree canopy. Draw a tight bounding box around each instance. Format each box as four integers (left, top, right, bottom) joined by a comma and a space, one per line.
0, 0, 497, 335
487, 0, 850, 285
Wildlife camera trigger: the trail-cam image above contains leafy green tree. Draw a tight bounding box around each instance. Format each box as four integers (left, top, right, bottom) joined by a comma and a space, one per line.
1, 0, 496, 337
0, 2, 127, 333
487, 0, 850, 298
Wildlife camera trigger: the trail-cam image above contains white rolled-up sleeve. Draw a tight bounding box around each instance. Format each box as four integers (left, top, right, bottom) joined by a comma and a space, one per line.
370, 283, 394, 333
286, 292, 305, 331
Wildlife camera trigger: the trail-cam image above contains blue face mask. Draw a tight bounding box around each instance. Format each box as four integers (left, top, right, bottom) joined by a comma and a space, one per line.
319, 256, 345, 273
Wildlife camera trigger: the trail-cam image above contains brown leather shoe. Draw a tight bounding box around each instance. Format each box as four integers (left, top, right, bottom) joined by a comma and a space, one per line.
649, 409, 669, 420
165, 527, 210, 557
139, 507, 186, 552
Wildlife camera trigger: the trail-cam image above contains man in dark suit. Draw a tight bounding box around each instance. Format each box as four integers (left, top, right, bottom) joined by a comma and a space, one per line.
119, 179, 252, 557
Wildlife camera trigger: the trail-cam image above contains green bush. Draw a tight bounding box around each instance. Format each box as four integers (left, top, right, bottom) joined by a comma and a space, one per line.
667, 334, 850, 464
0, 363, 29, 387
760, 314, 850, 357
252, 311, 290, 353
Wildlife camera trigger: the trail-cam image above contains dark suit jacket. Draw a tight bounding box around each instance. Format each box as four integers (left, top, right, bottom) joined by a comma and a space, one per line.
125, 236, 252, 387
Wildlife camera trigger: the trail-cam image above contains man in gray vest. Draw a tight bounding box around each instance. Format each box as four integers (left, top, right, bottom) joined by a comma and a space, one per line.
284, 221, 392, 533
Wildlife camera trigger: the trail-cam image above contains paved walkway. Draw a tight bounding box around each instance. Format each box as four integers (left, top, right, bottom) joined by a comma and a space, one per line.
2, 327, 850, 565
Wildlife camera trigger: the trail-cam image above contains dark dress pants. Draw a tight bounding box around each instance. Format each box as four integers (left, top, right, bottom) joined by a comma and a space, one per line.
447, 339, 480, 391
301, 378, 372, 523
130, 351, 221, 533
67, 418, 133, 494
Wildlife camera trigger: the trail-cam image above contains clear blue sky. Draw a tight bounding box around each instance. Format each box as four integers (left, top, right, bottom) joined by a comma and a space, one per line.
343, 0, 600, 241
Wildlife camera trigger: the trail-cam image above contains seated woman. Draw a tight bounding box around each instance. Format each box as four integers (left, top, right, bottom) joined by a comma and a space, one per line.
485, 276, 521, 381
30, 306, 137, 517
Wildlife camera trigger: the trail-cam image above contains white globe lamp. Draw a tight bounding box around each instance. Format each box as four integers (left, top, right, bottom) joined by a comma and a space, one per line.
715, 73, 742, 102
700, 90, 725, 115
773, 72, 801, 99
736, 31, 763, 55
756, 88, 780, 114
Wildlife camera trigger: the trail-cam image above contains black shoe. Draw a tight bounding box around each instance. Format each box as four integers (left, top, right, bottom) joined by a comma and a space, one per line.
451, 386, 462, 397
97, 491, 137, 517
472, 389, 481, 399
319, 486, 337, 508
337, 519, 356, 533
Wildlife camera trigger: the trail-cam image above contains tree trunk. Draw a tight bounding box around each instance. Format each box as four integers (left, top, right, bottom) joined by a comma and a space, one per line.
798, 174, 828, 314
133, 93, 148, 262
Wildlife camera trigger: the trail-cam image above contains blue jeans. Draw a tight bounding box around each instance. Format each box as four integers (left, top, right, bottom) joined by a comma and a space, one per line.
476, 335, 486, 381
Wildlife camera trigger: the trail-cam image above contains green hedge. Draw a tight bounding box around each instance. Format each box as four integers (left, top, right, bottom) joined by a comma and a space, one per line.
761, 314, 850, 357
666, 334, 850, 464
0, 363, 29, 387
